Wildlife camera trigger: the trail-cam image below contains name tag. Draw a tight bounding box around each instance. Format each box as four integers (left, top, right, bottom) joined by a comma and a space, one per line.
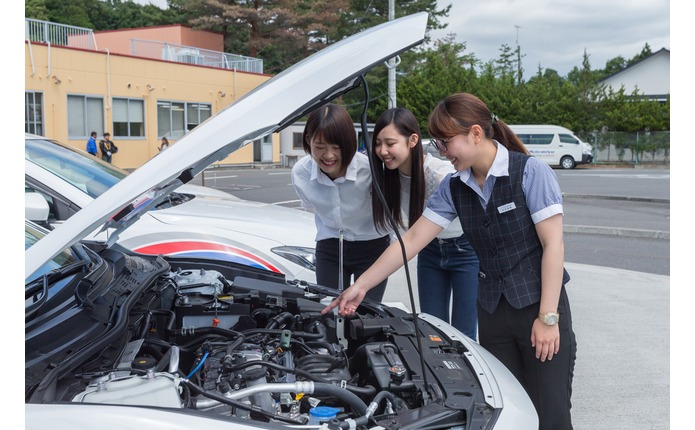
497, 202, 516, 214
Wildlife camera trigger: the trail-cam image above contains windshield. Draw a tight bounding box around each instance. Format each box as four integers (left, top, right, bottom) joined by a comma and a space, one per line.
25, 137, 128, 198
25, 221, 78, 282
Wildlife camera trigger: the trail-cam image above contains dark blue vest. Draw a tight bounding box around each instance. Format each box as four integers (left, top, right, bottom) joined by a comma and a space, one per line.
450, 151, 570, 314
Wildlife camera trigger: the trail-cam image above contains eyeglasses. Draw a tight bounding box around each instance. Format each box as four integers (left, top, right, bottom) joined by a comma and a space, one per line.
430, 137, 452, 153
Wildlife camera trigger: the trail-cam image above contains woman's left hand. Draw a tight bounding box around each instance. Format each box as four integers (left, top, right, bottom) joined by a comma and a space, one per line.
531, 319, 560, 362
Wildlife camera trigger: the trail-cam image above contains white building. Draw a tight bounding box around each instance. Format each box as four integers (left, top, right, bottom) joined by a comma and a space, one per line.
599, 48, 670, 102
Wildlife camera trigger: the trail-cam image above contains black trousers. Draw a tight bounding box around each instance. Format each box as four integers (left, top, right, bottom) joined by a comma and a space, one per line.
315, 235, 390, 302
478, 286, 577, 430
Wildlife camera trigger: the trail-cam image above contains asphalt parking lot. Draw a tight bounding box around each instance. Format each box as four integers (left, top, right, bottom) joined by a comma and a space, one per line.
385, 259, 669, 430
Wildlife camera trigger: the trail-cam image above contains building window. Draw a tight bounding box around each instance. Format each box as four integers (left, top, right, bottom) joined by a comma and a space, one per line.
187, 103, 211, 131
67, 95, 104, 139
292, 132, 303, 149
157, 101, 211, 139
112, 98, 145, 138
25, 92, 44, 135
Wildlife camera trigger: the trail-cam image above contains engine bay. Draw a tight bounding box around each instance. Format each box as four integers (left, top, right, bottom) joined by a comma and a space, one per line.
27, 253, 493, 429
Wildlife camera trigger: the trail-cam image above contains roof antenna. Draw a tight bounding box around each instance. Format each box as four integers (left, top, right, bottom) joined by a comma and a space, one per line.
356, 74, 431, 402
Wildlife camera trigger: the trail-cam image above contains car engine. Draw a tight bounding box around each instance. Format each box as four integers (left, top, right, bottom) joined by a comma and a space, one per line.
28, 253, 492, 429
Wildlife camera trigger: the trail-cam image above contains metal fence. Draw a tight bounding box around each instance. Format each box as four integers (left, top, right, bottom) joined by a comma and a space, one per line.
131, 39, 264, 73
25, 18, 96, 50
578, 130, 670, 164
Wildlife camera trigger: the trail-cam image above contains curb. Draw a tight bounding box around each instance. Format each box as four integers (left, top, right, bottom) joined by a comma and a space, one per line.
563, 194, 669, 204
564, 224, 669, 240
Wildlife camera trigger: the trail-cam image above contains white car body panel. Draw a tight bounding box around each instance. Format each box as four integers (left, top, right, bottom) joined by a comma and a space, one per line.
25, 136, 317, 282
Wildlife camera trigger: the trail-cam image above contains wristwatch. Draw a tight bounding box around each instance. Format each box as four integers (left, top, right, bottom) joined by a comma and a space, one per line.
538, 311, 560, 326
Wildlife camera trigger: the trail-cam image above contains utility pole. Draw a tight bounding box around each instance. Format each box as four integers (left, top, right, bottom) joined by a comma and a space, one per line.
515, 25, 522, 85
387, 0, 396, 107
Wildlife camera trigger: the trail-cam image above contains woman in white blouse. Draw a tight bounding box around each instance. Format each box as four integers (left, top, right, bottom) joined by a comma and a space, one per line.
291, 104, 390, 301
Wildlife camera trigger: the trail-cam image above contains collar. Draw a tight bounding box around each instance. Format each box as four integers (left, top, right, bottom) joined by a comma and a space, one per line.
309, 154, 358, 185
452, 140, 510, 182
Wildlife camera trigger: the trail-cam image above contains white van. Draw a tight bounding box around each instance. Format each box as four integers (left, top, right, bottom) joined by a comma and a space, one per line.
508, 125, 593, 169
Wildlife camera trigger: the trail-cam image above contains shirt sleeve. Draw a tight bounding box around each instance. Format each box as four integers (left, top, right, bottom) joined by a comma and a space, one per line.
523, 157, 564, 224
422, 173, 458, 229
291, 162, 315, 211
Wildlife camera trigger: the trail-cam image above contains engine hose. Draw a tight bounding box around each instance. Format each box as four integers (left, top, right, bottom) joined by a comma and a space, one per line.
328, 416, 370, 430
184, 380, 304, 425
266, 311, 294, 329
365, 390, 409, 418
242, 328, 324, 340
228, 360, 376, 397
223, 382, 368, 416
221, 334, 247, 369
307, 320, 327, 341
174, 326, 245, 340
140, 309, 176, 338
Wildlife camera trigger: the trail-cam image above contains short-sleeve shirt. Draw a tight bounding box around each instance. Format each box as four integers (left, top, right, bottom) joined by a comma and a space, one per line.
423, 142, 563, 228
398, 154, 464, 239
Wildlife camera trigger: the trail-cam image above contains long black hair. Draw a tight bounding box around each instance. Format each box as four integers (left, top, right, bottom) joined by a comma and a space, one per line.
370, 108, 425, 233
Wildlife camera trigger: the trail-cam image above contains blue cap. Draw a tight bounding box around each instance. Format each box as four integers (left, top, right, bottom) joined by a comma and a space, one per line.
309, 406, 341, 419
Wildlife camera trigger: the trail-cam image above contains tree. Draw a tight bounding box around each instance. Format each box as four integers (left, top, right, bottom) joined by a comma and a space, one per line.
398, 35, 478, 133
333, 0, 450, 43
25, 0, 50, 21
173, 0, 349, 74
627, 43, 653, 67
42, 0, 98, 28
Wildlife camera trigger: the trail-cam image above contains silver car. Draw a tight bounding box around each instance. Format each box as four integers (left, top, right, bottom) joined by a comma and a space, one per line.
25, 12, 537, 429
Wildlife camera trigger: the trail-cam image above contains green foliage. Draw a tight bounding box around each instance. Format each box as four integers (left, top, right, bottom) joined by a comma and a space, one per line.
26, 0, 186, 29
26, 0, 50, 21
28, 0, 669, 137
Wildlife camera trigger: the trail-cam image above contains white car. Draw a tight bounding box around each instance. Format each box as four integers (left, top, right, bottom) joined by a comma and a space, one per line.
25, 134, 317, 283
25, 13, 538, 429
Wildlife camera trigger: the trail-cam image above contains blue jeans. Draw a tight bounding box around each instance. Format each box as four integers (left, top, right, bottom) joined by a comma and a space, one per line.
417, 235, 480, 340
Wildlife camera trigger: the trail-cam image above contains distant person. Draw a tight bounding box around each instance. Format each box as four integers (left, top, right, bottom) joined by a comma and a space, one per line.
370, 107, 480, 339
291, 103, 390, 302
98, 132, 118, 163
86, 131, 98, 156
158, 137, 170, 152
323, 92, 577, 430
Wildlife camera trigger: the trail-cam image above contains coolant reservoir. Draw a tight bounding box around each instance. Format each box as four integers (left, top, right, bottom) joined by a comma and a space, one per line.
72, 371, 183, 408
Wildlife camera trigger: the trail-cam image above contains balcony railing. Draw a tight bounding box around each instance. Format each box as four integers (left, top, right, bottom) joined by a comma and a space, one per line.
132, 39, 263, 73
25, 18, 97, 50
25, 18, 263, 74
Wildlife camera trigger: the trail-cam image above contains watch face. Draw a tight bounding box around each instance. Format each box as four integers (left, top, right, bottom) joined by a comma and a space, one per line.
547, 314, 558, 325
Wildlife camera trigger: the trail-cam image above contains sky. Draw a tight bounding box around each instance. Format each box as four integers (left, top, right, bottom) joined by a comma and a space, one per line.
431, 0, 670, 77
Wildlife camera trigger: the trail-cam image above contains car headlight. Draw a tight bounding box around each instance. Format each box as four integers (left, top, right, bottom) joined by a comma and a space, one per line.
271, 246, 316, 271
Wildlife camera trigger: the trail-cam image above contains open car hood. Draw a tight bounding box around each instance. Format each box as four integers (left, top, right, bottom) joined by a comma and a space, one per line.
26, 12, 428, 282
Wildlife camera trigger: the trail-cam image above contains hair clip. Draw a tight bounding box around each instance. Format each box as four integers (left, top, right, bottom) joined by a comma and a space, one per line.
491, 113, 499, 124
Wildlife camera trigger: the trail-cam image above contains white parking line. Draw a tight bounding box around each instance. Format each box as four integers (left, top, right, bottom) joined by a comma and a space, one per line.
204, 174, 238, 179
273, 200, 302, 205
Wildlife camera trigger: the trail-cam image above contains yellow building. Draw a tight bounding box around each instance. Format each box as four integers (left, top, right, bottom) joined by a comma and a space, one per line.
25, 19, 275, 170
